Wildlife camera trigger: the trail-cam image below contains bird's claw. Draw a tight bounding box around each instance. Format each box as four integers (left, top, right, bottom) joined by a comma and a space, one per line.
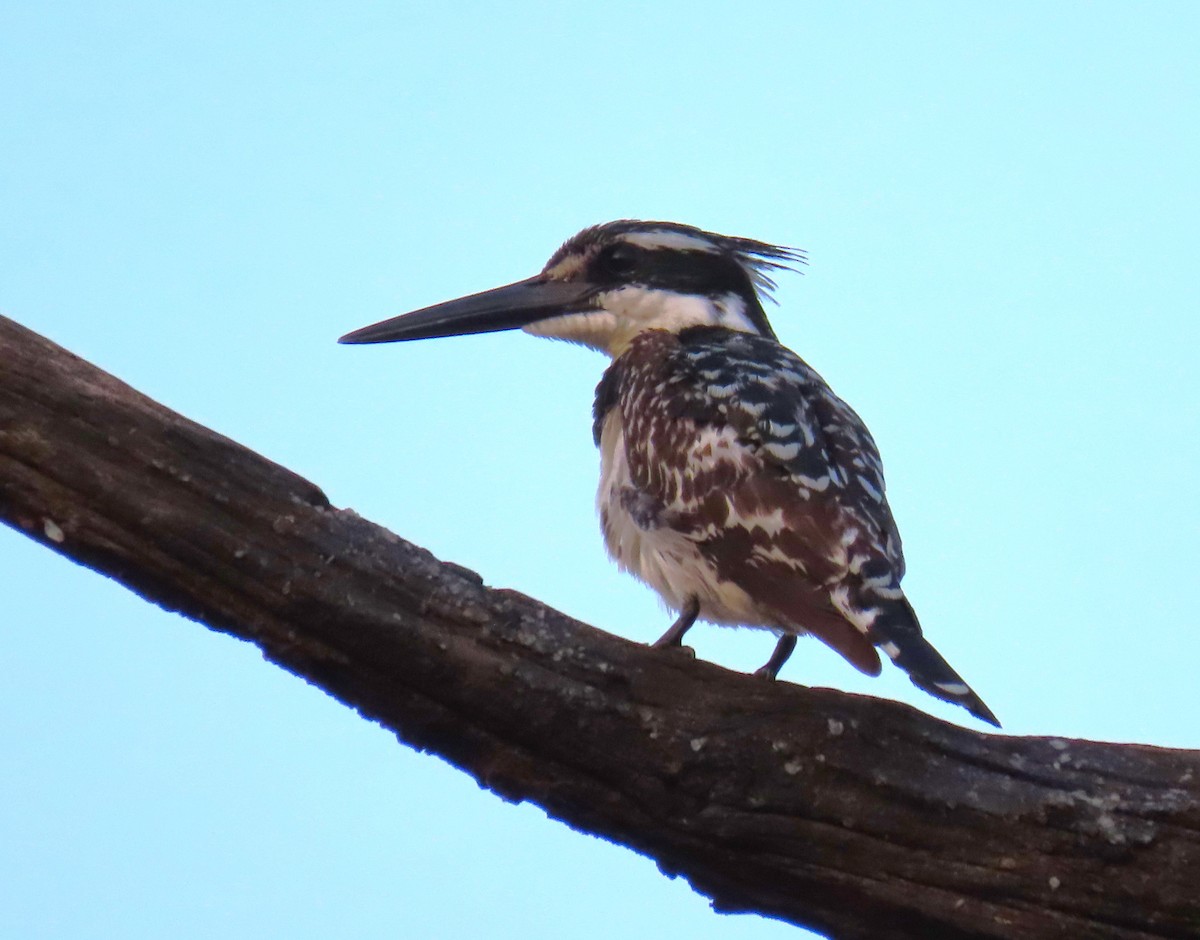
651, 640, 696, 659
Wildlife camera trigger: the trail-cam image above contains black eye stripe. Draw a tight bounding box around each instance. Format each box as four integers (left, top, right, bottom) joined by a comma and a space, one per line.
590, 245, 752, 296
635, 249, 752, 296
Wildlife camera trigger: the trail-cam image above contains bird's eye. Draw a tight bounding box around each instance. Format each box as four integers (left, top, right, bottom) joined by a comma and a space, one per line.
596, 243, 641, 280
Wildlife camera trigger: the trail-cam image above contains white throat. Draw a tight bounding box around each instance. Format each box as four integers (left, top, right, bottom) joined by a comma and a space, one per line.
522, 286, 760, 357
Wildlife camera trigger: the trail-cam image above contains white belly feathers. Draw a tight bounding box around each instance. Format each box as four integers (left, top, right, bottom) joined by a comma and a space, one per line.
596, 410, 771, 629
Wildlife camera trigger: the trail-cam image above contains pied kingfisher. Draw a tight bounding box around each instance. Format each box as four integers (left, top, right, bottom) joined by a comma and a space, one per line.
340, 220, 999, 727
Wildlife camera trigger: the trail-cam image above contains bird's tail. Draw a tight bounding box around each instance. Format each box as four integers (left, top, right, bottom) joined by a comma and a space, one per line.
874, 599, 1000, 728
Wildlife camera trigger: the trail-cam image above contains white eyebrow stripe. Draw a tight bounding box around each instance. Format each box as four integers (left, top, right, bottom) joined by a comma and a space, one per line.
621, 231, 719, 253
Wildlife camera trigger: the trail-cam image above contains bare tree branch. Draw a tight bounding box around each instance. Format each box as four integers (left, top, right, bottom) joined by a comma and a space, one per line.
1, 314, 1197, 940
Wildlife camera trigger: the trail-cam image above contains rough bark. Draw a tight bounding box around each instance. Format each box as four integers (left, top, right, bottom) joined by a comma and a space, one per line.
1, 313, 1197, 940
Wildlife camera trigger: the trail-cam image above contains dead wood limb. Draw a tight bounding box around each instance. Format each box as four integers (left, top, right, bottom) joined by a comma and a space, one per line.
1, 314, 1197, 940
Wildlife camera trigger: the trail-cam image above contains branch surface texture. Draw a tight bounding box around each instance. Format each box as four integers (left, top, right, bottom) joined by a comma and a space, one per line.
1, 315, 1197, 940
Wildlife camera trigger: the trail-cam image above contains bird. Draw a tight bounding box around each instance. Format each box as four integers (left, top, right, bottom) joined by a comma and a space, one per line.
339, 220, 999, 727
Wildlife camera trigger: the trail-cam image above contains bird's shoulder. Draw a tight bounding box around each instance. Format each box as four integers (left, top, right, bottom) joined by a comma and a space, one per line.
672, 327, 886, 494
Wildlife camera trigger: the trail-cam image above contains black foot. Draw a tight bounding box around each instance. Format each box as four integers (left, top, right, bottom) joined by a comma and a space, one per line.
652, 595, 700, 648
753, 634, 797, 679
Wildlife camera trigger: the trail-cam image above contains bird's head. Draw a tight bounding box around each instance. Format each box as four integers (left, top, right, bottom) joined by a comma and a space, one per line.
339, 221, 803, 358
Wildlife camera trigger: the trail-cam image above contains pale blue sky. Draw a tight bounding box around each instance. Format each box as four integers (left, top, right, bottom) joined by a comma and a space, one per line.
2, 4, 1197, 938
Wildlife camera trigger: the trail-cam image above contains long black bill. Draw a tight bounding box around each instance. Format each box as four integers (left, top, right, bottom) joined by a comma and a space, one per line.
339, 276, 597, 345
